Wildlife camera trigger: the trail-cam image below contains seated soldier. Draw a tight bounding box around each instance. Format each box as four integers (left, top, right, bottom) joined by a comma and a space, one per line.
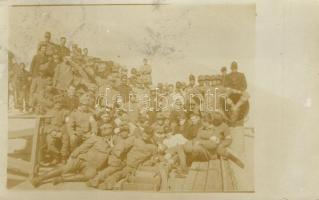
176, 111, 232, 176
66, 93, 98, 151
43, 94, 70, 165
96, 126, 157, 190
152, 112, 167, 144
30, 123, 114, 188
86, 125, 132, 188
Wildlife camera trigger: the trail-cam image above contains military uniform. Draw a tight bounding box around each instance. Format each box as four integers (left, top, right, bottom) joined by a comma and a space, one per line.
177, 120, 232, 171
14, 66, 30, 111
31, 134, 113, 187
45, 95, 70, 162
66, 94, 98, 151
97, 129, 157, 189
53, 60, 74, 91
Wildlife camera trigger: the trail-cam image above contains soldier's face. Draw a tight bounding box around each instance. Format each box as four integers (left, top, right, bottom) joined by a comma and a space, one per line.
60, 38, 66, 46
190, 79, 195, 86
142, 132, 152, 141
120, 131, 129, 138
45, 36, 50, 42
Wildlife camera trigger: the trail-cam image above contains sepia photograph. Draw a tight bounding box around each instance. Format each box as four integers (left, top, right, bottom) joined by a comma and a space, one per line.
6, 2, 255, 192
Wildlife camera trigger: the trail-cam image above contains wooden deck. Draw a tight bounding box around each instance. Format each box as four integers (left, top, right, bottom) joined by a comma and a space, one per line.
169, 159, 237, 192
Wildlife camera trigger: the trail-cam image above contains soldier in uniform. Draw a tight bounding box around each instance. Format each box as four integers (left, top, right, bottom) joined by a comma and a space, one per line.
139, 58, 152, 88
152, 112, 167, 144
53, 56, 74, 92
176, 112, 232, 175
31, 122, 114, 187
96, 126, 157, 190
225, 61, 247, 91
44, 94, 70, 165
220, 66, 227, 86
37, 32, 57, 57
29, 66, 53, 114
56, 37, 70, 59
14, 63, 30, 112
30, 45, 48, 78
86, 125, 131, 188
66, 94, 98, 151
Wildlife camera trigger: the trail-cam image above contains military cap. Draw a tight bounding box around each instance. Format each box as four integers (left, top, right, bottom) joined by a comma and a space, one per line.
44, 32, 51, 38
189, 74, 195, 81
198, 75, 205, 81
221, 66, 227, 72
175, 81, 182, 89
231, 61, 238, 69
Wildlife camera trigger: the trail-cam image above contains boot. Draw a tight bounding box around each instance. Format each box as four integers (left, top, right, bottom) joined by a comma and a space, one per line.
30, 169, 62, 188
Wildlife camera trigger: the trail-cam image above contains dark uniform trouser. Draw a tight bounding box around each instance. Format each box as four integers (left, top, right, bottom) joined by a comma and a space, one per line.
15, 86, 26, 110
178, 141, 218, 169
46, 131, 69, 159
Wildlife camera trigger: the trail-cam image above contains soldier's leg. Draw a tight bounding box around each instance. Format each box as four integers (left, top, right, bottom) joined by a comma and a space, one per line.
46, 134, 60, 159
98, 166, 134, 190
30, 158, 80, 187
87, 165, 123, 188
69, 134, 80, 152
53, 165, 97, 185
60, 127, 70, 161
177, 142, 193, 171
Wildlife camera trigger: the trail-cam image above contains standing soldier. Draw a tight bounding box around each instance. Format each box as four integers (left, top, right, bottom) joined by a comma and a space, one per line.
56, 37, 70, 59
14, 63, 29, 112
139, 58, 152, 88
53, 56, 74, 92
220, 66, 227, 87
30, 45, 48, 78
66, 93, 98, 151
37, 32, 57, 57
225, 61, 247, 91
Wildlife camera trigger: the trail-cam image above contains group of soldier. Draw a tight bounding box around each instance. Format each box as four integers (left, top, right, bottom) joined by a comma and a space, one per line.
8, 32, 250, 189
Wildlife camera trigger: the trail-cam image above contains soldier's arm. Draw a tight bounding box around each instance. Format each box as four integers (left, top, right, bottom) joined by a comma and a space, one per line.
219, 125, 232, 148
66, 113, 76, 136
241, 73, 247, 91
70, 136, 97, 158
89, 115, 98, 135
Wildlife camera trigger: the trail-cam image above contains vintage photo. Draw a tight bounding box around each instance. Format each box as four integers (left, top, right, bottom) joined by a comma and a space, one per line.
7, 3, 255, 191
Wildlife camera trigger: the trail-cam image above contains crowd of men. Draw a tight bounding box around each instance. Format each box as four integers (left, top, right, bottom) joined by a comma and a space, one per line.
8, 32, 250, 189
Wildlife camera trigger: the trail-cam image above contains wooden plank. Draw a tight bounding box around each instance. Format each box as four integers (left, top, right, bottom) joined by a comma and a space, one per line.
220, 158, 237, 191
205, 159, 222, 192
29, 117, 42, 179
170, 177, 184, 192
7, 174, 27, 181
192, 162, 209, 192
135, 170, 157, 178
182, 162, 200, 192
7, 157, 31, 175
